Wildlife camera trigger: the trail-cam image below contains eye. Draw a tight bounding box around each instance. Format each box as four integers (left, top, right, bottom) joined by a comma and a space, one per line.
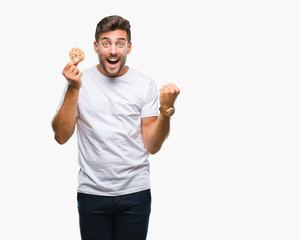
103, 42, 110, 47
117, 42, 124, 47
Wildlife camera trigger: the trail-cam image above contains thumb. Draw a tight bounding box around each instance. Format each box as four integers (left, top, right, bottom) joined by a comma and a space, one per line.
73, 59, 80, 66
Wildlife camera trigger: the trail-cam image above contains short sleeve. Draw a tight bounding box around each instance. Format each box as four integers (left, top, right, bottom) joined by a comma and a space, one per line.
141, 81, 159, 118
56, 84, 79, 117
56, 84, 68, 112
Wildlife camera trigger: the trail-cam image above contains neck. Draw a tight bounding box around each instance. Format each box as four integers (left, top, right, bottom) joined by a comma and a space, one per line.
97, 65, 129, 77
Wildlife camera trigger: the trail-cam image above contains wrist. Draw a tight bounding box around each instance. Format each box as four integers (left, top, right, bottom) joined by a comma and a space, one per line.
159, 113, 171, 121
159, 106, 175, 117
68, 83, 81, 91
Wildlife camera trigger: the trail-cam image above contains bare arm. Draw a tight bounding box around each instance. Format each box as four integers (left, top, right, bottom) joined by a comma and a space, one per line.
142, 83, 180, 154
52, 60, 82, 144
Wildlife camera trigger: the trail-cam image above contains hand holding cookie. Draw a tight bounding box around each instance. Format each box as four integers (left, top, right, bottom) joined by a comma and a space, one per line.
62, 47, 85, 90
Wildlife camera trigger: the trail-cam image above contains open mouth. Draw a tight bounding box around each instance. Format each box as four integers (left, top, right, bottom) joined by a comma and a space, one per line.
107, 58, 120, 65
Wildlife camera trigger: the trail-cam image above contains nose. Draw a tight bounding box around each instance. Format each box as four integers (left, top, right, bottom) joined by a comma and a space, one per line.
110, 44, 117, 55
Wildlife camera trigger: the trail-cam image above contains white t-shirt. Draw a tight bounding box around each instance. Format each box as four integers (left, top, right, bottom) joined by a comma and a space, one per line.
58, 65, 159, 196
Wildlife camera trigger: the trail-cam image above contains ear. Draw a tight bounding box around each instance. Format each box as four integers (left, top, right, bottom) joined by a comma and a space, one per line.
94, 41, 99, 53
127, 42, 132, 54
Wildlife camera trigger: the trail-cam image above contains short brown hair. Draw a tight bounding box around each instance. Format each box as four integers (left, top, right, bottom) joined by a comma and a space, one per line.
95, 15, 131, 43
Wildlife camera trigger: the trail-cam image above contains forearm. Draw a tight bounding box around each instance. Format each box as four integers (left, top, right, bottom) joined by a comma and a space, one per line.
52, 86, 79, 144
144, 114, 170, 154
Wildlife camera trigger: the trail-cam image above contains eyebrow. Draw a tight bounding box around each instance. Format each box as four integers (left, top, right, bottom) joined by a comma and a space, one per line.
100, 37, 127, 41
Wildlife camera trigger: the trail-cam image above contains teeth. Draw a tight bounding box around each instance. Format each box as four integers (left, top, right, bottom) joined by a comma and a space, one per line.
108, 59, 118, 62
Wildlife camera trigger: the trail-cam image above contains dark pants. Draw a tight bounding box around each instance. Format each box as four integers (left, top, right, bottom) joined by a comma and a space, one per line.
77, 189, 151, 240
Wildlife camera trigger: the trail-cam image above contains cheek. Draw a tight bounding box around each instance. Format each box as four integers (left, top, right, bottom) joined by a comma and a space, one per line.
120, 49, 129, 57
98, 47, 109, 54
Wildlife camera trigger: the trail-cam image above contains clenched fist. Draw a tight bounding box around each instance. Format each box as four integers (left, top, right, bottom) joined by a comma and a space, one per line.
62, 59, 83, 90
159, 83, 180, 109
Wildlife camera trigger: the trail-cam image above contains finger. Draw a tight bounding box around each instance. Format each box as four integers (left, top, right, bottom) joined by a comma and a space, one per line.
73, 71, 83, 82
67, 61, 77, 68
69, 65, 76, 74
62, 62, 72, 73
63, 66, 78, 80
160, 86, 168, 95
73, 59, 80, 66
164, 84, 175, 94
76, 71, 83, 80
169, 83, 178, 90
71, 66, 80, 75
164, 83, 180, 95
65, 60, 80, 70
63, 61, 77, 74
169, 83, 180, 94
160, 86, 171, 93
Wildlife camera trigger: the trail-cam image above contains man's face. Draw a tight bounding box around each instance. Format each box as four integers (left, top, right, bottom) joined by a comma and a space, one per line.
94, 29, 132, 77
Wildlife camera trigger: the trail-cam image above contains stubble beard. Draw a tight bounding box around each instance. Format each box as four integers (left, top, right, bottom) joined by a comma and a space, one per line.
98, 53, 127, 77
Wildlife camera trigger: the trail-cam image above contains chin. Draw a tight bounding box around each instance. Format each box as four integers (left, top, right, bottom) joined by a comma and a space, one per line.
107, 69, 120, 77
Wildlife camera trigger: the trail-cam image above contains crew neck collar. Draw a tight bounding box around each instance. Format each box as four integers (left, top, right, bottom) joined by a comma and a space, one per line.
94, 65, 132, 81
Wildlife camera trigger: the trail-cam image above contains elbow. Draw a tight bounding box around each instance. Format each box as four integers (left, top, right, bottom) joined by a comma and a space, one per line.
52, 122, 73, 145
146, 145, 162, 155
55, 139, 67, 145
144, 139, 167, 155
148, 149, 159, 155
54, 133, 69, 145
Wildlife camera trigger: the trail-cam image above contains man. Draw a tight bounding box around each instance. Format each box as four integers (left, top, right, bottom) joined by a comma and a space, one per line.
52, 15, 180, 240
